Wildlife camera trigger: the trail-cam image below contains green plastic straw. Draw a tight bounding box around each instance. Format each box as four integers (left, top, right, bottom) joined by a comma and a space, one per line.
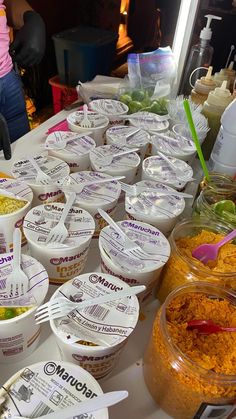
183, 99, 210, 181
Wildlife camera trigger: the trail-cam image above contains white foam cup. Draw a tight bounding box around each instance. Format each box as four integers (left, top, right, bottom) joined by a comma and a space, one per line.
0, 361, 108, 418
23, 203, 95, 284
0, 177, 33, 252
12, 154, 70, 206
68, 172, 121, 238
45, 131, 96, 173
125, 180, 185, 236
99, 220, 170, 302
67, 110, 109, 146
0, 253, 49, 363
90, 145, 140, 184
50, 272, 139, 379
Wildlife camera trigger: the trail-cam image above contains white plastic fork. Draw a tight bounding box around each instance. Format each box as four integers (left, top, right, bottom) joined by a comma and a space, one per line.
80, 104, 92, 128
0, 188, 29, 201
35, 284, 145, 324
45, 131, 93, 150
157, 151, 194, 181
27, 155, 52, 185
11, 390, 128, 419
5, 229, 29, 296
61, 176, 125, 194
96, 148, 139, 167
45, 192, 76, 245
120, 182, 193, 199
98, 208, 154, 255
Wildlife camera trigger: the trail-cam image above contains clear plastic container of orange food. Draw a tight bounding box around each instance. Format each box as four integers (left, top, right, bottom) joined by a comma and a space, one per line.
143, 282, 236, 419
157, 219, 236, 303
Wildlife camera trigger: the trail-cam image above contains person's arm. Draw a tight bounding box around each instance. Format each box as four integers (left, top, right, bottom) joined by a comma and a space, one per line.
4, 0, 33, 29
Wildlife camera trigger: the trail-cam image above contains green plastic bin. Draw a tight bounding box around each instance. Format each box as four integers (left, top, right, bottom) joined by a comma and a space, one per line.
52, 26, 118, 86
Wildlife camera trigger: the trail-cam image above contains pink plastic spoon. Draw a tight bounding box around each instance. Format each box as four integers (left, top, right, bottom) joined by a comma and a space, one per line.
192, 228, 236, 264
187, 319, 236, 335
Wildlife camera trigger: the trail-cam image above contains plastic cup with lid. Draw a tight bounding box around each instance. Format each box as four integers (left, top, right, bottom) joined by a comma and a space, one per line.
50, 272, 140, 379
45, 131, 96, 173
67, 110, 109, 146
106, 125, 150, 160
0, 177, 33, 252
0, 361, 108, 418
0, 253, 49, 363
142, 155, 193, 191
128, 111, 169, 134
23, 203, 95, 284
67, 172, 121, 238
11, 154, 70, 206
151, 131, 196, 163
99, 220, 170, 303
89, 98, 129, 125
89, 144, 140, 184
125, 180, 186, 236
172, 123, 208, 145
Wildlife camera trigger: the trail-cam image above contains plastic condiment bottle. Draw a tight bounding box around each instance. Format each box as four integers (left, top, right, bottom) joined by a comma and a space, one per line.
210, 98, 236, 177
201, 81, 233, 160
220, 61, 236, 92
190, 66, 217, 105
213, 71, 231, 89
180, 14, 222, 95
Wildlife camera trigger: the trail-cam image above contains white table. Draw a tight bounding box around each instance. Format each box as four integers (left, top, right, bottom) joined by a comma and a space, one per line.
0, 110, 201, 419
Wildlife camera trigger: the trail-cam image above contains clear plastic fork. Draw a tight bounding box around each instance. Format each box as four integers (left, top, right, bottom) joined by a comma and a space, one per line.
120, 182, 193, 199
98, 208, 154, 255
80, 104, 92, 128
157, 151, 194, 181
27, 155, 52, 185
5, 228, 29, 297
35, 285, 145, 324
45, 192, 76, 245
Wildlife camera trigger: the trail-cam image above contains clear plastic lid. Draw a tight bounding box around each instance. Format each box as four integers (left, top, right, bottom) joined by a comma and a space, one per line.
90, 144, 140, 171
106, 125, 150, 148
44, 131, 96, 157
67, 110, 109, 130
89, 99, 129, 116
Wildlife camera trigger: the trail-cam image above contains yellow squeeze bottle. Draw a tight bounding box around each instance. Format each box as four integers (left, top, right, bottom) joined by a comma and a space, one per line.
220, 61, 236, 92
190, 66, 217, 105
201, 80, 233, 160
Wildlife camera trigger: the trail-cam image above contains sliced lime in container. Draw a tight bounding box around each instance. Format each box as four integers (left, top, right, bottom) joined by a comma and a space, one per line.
212, 200, 236, 216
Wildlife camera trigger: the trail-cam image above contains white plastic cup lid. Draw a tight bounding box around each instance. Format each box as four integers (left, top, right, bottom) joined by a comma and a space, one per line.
51, 273, 139, 347
125, 180, 185, 221
129, 111, 169, 131
90, 145, 140, 171
99, 220, 170, 274
89, 99, 129, 116
106, 125, 150, 148
68, 172, 121, 206
67, 110, 109, 130
11, 154, 70, 186
151, 131, 196, 157
44, 131, 96, 157
23, 203, 95, 249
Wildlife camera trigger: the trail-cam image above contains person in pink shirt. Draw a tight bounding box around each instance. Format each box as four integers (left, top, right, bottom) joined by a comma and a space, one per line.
0, 0, 45, 158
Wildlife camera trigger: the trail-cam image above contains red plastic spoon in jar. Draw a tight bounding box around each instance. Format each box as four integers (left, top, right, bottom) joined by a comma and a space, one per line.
187, 320, 236, 335
192, 228, 236, 264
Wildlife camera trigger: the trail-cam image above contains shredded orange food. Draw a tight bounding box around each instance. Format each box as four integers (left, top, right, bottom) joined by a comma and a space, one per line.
158, 230, 236, 302
143, 292, 236, 419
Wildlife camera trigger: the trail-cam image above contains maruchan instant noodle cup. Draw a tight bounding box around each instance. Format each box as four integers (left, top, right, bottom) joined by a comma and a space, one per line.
125, 180, 185, 236
67, 110, 109, 146
0, 361, 108, 418
0, 178, 33, 253
151, 131, 196, 163
67, 172, 121, 238
11, 154, 70, 206
45, 131, 96, 173
50, 273, 140, 379
106, 125, 150, 160
128, 111, 169, 133
0, 253, 49, 363
89, 99, 129, 125
23, 203, 95, 284
99, 220, 170, 303
90, 145, 140, 184
142, 155, 193, 191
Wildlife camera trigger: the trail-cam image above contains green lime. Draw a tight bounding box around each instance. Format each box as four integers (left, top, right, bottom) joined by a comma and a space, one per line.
131, 90, 145, 102
128, 100, 143, 113
5, 308, 16, 320
212, 200, 236, 216
119, 94, 132, 105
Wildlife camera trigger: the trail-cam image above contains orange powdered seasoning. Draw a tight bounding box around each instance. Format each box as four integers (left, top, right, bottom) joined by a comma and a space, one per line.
143, 292, 236, 419
158, 230, 236, 302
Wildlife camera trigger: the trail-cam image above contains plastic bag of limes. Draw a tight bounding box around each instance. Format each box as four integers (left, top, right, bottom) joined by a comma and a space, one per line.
119, 89, 168, 115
